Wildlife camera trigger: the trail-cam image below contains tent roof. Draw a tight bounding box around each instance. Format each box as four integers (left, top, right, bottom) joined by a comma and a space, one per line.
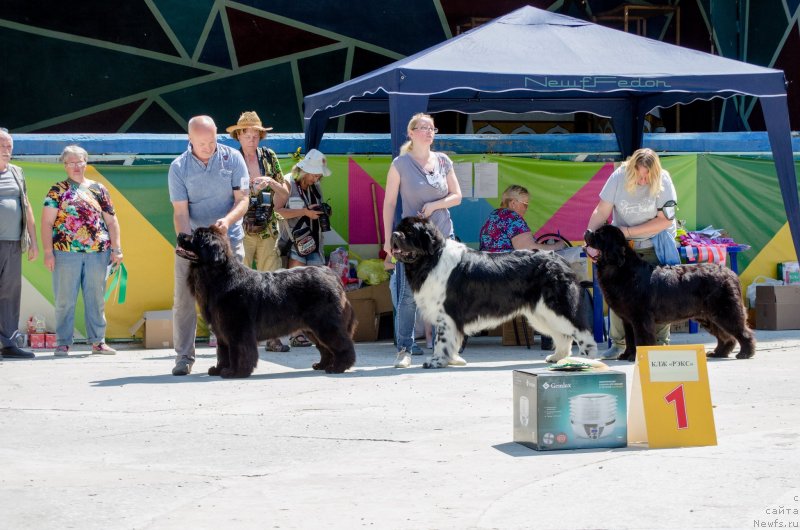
304, 6, 786, 120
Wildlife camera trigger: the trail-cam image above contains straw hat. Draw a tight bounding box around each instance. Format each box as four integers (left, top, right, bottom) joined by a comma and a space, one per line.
295, 149, 331, 177
225, 111, 273, 139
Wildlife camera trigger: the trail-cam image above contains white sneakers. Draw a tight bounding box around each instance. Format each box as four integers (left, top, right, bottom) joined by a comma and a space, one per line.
394, 349, 411, 368
394, 348, 468, 368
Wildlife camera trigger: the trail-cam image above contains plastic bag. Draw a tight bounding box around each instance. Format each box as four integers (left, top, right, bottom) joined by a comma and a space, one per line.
328, 247, 349, 282
329, 247, 361, 288
746, 275, 784, 308
357, 258, 390, 285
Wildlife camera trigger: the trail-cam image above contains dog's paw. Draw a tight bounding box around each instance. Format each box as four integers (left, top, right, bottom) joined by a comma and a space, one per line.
707, 351, 731, 358
617, 352, 636, 362
545, 353, 567, 363
312, 362, 328, 371
208, 366, 221, 376
325, 366, 347, 374
422, 357, 447, 369
735, 350, 755, 360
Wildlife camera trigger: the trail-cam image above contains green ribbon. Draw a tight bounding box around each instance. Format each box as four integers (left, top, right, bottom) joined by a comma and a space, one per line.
104, 262, 127, 304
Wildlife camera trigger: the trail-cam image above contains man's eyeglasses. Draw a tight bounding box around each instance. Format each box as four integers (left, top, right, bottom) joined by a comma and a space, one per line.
64, 161, 87, 168
413, 126, 438, 133
516, 199, 529, 208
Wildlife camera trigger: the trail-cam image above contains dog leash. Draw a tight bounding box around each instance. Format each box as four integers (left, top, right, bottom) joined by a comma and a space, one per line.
104, 262, 128, 304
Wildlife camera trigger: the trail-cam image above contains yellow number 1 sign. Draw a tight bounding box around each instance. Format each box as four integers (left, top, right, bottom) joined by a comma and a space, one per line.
628, 345, 717, 448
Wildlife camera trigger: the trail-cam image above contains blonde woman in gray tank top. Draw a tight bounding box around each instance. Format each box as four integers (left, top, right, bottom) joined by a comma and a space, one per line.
382, 113, 462, 368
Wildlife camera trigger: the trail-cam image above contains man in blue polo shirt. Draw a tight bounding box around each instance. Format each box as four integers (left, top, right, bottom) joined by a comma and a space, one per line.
168, 115, 249, 376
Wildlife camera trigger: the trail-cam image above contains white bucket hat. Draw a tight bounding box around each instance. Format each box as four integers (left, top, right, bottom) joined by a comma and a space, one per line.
295, 149, 331, 177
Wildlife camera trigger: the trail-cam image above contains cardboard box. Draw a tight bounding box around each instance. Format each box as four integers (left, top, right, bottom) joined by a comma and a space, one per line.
29, 332, 46, 349
129, 310, 174, 349
755, 285, 800, 330
513, 369, 627, 451
345, 282, 393, 314
778, 261, 800, 285
502, 317, 534, 346
747, 308, 756, 329
350, 298, 378, 342
45, 333, 57, 349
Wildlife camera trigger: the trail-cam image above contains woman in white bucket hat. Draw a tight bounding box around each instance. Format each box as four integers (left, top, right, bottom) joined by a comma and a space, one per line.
276, 149, 333, 347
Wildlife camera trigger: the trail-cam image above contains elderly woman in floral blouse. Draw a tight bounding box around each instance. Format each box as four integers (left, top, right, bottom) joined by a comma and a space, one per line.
479, 185, 565, 252
41, 145, 123, 356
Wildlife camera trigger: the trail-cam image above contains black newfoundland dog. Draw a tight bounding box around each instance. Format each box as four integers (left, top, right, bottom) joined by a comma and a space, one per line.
584, 224, 755, 361
391, 217, 597, 368
176, 226, 357, 377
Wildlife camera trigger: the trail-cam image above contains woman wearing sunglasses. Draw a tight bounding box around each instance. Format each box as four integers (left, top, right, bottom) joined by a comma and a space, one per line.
382, 113, 462, 369
585, 147, 678, 359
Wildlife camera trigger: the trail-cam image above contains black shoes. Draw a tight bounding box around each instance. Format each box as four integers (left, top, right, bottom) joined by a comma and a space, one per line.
1, 345, 36, 359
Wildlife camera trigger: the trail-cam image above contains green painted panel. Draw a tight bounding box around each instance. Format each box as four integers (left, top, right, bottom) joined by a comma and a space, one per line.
484, 155, 603, 229
697, 154, 800, 271
661, 155, 698, 232
97, 165, 175, 244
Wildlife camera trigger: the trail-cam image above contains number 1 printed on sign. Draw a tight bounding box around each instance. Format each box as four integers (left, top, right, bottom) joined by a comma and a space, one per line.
665, 384, 689, 429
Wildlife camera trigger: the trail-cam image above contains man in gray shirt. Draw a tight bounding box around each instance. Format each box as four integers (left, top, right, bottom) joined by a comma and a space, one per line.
168, 116, 249, 375
0, 129, 38, 359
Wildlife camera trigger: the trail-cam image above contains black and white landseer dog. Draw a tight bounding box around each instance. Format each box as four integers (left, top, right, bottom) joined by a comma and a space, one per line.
391, 217, 597, 368
176, 225, 357, 377
584, 224, 755, 361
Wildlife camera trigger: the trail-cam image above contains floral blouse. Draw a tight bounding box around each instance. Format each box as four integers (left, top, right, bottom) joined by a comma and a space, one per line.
43, 179, 116, 252
478, 208, 531, 252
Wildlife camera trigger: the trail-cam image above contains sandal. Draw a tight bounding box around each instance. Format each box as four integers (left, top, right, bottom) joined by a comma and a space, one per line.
265, 339, 290, 352
290, 334, 313, 347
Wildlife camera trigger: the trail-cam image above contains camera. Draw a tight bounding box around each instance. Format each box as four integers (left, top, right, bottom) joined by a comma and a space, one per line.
317, 201, 332, 232
244, 191, 273, 234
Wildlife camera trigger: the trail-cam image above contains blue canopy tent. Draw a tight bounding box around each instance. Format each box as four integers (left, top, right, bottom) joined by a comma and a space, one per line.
303, 6, 800, 259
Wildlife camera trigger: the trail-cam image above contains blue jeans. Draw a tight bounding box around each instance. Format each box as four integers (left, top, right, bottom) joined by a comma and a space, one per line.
288, 247, 325, 265
53, 250, 110, 346
392, 262, 419, 350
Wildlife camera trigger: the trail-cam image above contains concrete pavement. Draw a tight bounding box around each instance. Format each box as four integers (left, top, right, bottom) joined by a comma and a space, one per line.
1, 329, 799, 529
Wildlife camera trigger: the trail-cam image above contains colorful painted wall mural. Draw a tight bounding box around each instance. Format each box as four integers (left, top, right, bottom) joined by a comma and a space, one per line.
18, 154, 799, 339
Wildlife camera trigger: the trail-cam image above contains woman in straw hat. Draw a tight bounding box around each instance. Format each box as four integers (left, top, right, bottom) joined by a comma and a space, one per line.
227, 111, 291, 352
275, 149, 332, 348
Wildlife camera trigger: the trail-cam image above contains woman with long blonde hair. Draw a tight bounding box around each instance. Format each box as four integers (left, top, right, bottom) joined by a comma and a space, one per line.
382, 113, 462, 368
585, 147, 678, 359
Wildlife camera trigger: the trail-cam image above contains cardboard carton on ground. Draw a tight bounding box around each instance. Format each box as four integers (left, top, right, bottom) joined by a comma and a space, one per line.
129, 310, 174, 349
513, 369, 627, 451
755, 285, 800, 330
350, 298, 378, 342
345, 281, 393, 314
346, 281, 393, 342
